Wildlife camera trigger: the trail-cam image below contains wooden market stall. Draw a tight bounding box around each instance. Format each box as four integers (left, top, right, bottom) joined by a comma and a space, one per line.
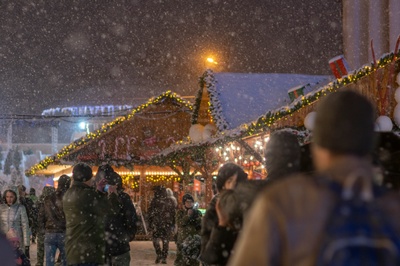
26, 91, 193, 212
153, 48, 400, 204
150, 71, 331, 203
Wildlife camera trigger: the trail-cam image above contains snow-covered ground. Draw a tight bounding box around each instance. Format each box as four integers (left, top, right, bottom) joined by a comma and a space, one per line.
28, 240, 177, 265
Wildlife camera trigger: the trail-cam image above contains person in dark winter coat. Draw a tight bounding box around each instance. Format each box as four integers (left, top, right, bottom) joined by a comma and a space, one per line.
28, 188, 38, 244
175, 194, 202, 266
63, 163, 120, 266
104, 172, 137, 266
17, 185, 36, 257
38, 174, 71, 266
148, 186, 176, 264
199, 163, 247, 263
36, 186, 56, 266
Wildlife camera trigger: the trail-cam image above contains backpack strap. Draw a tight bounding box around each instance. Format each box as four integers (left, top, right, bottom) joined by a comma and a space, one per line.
315, 174, 387, 201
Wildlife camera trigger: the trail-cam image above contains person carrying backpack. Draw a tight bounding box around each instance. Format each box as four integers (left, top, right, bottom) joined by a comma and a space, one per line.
229, 90, 400, 266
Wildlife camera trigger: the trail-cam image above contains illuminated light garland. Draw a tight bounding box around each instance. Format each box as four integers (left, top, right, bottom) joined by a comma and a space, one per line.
26, 52, 400, 177
243, 52, 398, 137
26, 91, 193, 176
121, 174, 140, 189
145, 175, 181, 183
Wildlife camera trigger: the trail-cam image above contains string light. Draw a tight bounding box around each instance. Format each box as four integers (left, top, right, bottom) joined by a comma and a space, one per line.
26, 91, 193, 176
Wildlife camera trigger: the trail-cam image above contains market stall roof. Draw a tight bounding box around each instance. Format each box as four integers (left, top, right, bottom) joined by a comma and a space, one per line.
157, 51, 400, 165
26, 91, 193, 176
194, 70, 331, 131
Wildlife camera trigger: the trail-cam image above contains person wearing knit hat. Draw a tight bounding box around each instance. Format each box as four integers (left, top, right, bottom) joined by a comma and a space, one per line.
229, 90, 400, 265
104, 171, 137, 266
175, 193, 202, 266
63, 162, 120, 265
72, 162, 93, 183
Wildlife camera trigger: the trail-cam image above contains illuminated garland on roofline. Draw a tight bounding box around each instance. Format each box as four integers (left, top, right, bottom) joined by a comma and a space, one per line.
241, 51, 400, 137
148, 51, 400, 165
27, 51, 400, 176
26, 91, 193, 176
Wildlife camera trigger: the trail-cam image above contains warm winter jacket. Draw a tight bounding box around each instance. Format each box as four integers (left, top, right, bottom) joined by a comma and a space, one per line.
200, 194, 218, 257
175, 207, 202, 266
63, 181, 119, 265
148, 196, 176, 238
0, 203, 30, 247
229, 157, 400, 266
105, 191, 137, 257
38, 190, 66, 233
200, 226, 238, 266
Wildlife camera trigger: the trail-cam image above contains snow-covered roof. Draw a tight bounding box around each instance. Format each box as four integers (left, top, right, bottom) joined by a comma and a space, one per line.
203, 71, 331, 131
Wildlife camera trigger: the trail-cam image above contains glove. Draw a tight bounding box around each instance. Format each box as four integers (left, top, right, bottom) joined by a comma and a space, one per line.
24, 246, 30, 258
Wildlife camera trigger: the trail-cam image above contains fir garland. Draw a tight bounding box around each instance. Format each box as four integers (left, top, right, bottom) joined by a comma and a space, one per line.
191, 87, 203, 125
203, 70, 230, 131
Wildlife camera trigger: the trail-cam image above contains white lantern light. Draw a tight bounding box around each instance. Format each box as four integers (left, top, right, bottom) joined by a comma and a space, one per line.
304, 112, 317, 130
375, 115, 393, 132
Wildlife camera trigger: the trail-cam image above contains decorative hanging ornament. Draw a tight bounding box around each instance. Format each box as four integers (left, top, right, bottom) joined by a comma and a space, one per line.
395, 87, 400, 103
203, 124, 217, 140
304, 112, 317, 131
375, 115, 393, 132
393, 105, 400, 127
189, 124, 204, 143
397, 72, 400, 86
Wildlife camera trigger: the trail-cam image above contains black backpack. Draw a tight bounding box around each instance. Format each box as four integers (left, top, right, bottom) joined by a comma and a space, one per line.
316, 175, 400, 266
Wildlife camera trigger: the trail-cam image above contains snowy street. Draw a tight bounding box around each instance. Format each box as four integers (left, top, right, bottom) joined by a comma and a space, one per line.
28, 240, 177, 265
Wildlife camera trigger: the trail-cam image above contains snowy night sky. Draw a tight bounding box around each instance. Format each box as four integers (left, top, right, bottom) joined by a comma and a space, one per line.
0, 0, 342, 115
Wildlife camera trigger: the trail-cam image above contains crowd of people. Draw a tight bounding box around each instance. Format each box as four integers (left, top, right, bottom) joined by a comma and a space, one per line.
1, 90, 400, 266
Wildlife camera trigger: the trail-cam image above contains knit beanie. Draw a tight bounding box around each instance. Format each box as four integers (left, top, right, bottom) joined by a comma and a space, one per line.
106, 172, 123, 190
182, 193, 194, 204
72, 163, 93, 182
313, 90, 375, 156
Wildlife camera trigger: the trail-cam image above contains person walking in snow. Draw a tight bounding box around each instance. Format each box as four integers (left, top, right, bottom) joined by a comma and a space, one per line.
148, 186, 176, 264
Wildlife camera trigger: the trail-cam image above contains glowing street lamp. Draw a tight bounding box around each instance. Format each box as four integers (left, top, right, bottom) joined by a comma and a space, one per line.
206, 57, 218, 65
